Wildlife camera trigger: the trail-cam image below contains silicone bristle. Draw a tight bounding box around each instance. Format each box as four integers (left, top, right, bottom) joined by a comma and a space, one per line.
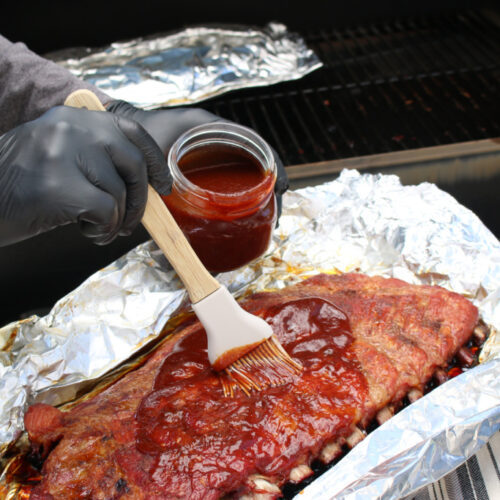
221, 335, 302, 397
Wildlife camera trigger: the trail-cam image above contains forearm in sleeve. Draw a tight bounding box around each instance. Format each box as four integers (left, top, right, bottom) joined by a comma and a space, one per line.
0, 34, 111, 135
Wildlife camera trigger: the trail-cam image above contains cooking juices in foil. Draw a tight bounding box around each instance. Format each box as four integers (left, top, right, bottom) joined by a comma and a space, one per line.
1, 170, 500, 498
50, 23, 322, 109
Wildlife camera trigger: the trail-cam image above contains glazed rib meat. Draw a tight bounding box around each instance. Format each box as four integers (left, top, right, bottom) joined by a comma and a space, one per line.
25, 273, 479, 499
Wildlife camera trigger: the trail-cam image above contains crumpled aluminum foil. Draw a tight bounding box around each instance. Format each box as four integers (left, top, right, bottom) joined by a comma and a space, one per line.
1, 170, 499, 498
52, 23, 322, 109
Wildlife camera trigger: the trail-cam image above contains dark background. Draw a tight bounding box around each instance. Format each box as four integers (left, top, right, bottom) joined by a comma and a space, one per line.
1, 1, 492, 54
0, 0, 498, 324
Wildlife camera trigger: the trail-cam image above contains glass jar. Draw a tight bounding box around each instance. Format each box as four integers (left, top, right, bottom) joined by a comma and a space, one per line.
163, 122, 277, 273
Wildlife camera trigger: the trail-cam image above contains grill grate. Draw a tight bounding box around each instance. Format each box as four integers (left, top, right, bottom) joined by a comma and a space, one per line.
203, 10, 500, 167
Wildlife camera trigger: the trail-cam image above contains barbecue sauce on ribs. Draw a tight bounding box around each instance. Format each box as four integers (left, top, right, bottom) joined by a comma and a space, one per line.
24, 273, 479, 499
134, 298, 366, 494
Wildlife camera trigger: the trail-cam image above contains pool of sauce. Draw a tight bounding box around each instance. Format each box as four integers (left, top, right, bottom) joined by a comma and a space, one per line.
163, 144, 276, 272
135, 297, 368, 495
179, 146, 266, 194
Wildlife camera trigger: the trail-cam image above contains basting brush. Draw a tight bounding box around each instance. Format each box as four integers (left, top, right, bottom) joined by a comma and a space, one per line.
64, 89, 302, 397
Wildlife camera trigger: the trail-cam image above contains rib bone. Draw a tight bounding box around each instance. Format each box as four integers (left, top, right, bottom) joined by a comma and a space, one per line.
345, 426, 366, 448
473, 323, 488, 344
289, 464, 313, 483
457, 346, 475, 367
376, 406, 394, 425
243, 475, 281, 498
319, 440, 343, 464
408, 388, 424, 403
434, 368, 449, 385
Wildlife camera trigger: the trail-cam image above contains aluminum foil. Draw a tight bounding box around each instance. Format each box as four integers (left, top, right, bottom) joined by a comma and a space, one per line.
52, 23, 322, 109
1, 170, 499, 498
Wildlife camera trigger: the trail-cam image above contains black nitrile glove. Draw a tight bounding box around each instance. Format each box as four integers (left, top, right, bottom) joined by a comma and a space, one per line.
106, 101, 289, 218
0, 106, 170, 247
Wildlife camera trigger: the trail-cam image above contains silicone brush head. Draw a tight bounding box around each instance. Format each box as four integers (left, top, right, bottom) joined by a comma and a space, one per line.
192, 286, 302, 396
220, 335, 303, 397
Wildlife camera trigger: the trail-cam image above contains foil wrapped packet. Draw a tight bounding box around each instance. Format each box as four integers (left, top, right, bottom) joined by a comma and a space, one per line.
1, 170, 499, 498
52, 23, 322, 108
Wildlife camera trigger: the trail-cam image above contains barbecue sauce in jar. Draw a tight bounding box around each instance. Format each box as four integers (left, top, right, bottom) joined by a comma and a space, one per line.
162, 123, 277, 272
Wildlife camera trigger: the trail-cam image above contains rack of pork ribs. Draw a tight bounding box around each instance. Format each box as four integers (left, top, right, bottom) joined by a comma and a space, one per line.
22, 272, 488, 499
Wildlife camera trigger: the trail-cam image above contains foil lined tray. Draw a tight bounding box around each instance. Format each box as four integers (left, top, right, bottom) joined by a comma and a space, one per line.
51, 23, 322, 109
1, 170, 499, 498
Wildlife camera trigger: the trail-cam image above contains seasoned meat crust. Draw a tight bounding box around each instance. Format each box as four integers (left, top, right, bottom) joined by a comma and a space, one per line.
26, 273, 478, 499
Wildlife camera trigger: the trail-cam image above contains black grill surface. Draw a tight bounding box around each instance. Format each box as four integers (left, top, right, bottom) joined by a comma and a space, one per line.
203, 10, 500, 166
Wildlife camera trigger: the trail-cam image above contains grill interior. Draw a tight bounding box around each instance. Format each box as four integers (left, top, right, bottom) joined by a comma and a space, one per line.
1, 8, 499, 325
203, 10, 500, 166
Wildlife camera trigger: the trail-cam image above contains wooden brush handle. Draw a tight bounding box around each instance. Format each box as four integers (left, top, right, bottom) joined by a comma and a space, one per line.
141, 185, 220, 303
64, 89, 220, 303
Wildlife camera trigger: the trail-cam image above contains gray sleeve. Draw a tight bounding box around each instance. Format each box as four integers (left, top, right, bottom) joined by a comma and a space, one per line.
0, 34, 112, 135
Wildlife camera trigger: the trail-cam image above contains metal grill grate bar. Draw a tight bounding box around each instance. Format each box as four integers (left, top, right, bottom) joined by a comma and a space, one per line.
202, 10, 500, 167
365, 24, 441, 147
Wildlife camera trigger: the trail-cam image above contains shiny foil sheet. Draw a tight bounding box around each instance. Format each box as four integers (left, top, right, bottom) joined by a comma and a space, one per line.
52, 23, 322, 108
1, 170, 499, 498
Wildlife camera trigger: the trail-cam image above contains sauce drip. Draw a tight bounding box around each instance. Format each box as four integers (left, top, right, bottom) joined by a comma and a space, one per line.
135, 297, 368, 496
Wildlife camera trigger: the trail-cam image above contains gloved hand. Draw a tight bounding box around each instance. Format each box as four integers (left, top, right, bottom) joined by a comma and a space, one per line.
106, 101, 289, 217
0, 106, 170, 247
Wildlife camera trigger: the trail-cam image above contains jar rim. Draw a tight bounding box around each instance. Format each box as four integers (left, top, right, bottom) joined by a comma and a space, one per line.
167, 122, 276, 203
